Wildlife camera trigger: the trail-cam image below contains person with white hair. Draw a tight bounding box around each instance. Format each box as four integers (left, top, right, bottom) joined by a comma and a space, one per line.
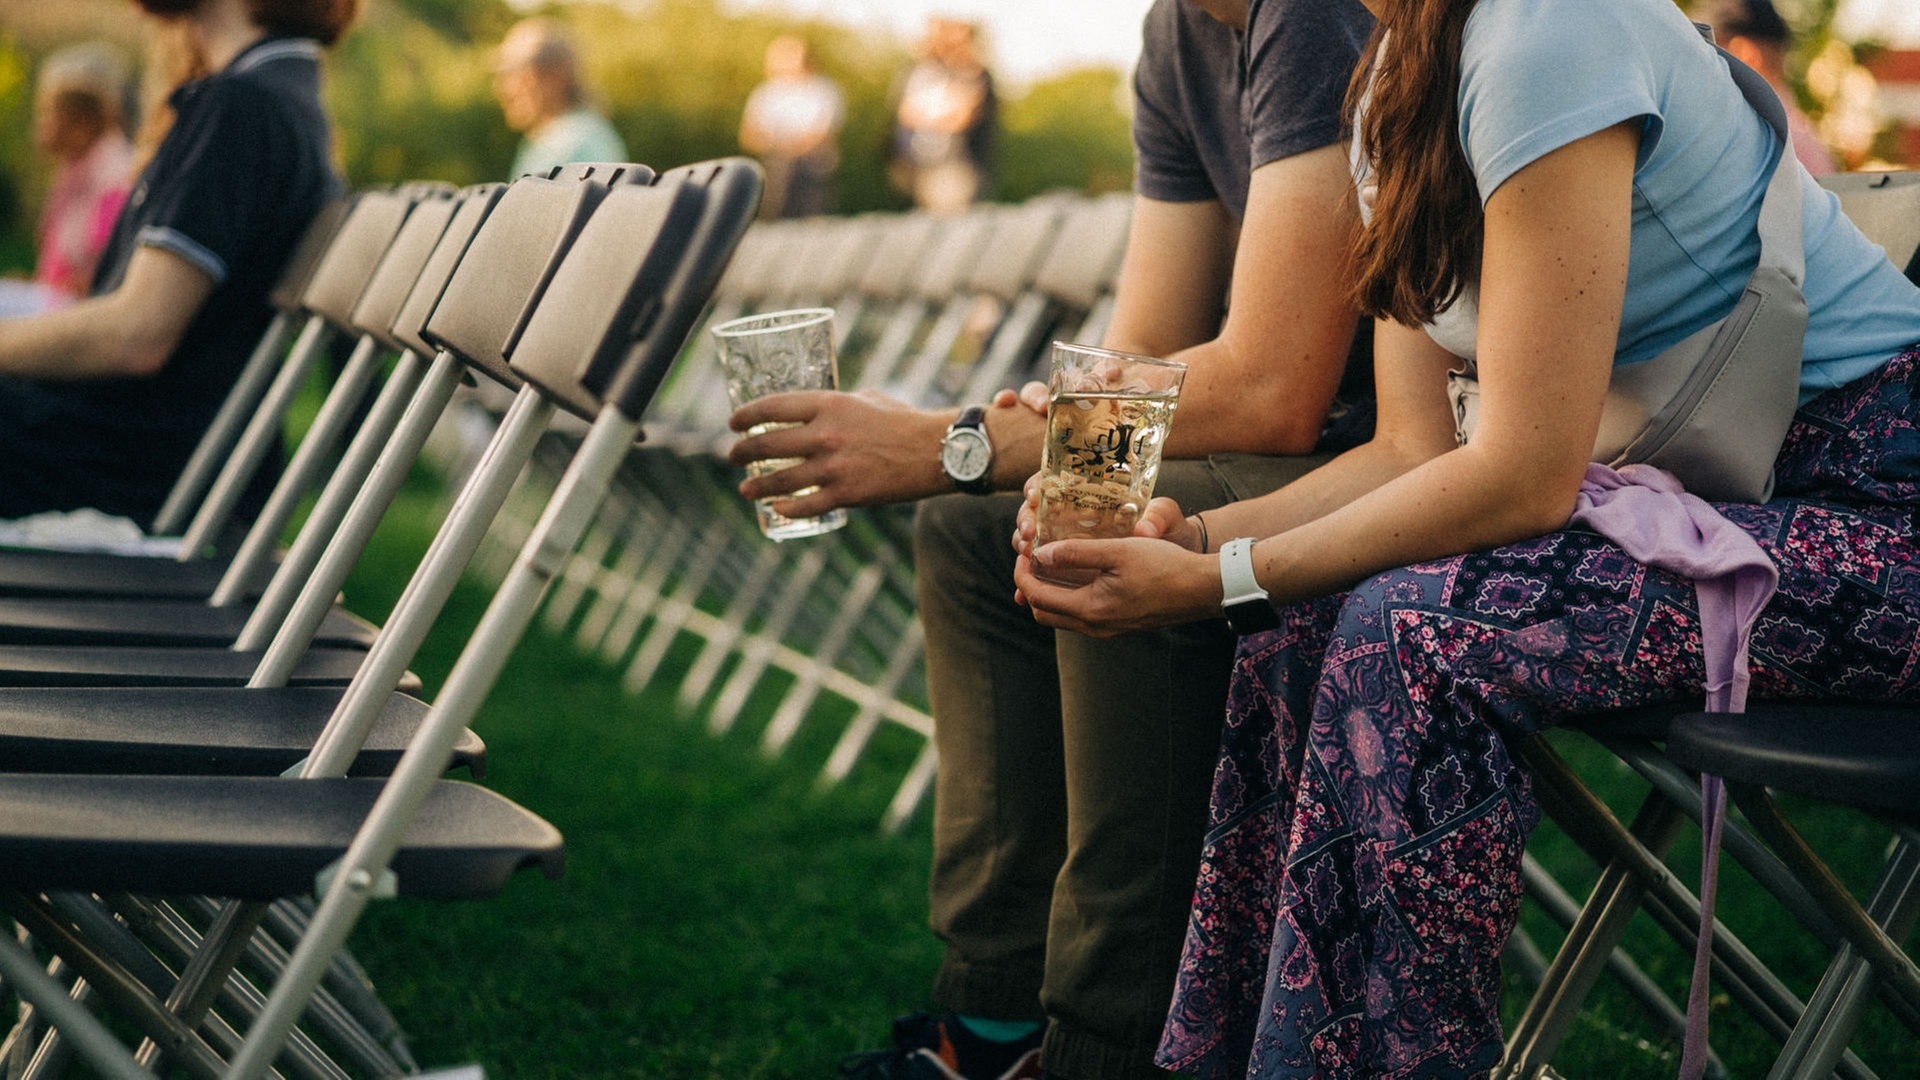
493, 16, 627, 179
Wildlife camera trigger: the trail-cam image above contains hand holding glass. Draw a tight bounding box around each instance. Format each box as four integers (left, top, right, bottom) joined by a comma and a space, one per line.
711, 308, 847, 540
1032, 342, 1186, 586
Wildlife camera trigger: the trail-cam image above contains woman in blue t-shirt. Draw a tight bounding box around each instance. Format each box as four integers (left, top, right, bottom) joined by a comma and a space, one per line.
1010, 0, 1920, 1074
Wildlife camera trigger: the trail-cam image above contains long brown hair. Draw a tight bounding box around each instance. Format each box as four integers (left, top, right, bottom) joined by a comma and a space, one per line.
1345, 0, 1483, 327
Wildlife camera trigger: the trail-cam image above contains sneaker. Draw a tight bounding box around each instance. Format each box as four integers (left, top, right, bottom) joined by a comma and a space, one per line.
839, 1012, 1044, 1080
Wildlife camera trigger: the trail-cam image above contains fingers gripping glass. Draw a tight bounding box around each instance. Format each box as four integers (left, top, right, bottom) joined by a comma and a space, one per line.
712, 307, 847, 540
1032, 342, 1186, 587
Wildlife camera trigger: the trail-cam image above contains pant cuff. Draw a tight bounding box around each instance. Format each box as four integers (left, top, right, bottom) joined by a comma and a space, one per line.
1042, 1020, 1170, 1080
932, 957, 1047, 1023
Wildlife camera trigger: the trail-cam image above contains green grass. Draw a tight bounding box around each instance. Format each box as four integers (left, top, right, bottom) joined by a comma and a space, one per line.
326, 466, 1919, 1079
332, 472, 940, 1078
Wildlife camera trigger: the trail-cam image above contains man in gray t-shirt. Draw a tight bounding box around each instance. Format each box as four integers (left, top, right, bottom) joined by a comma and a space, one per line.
755, 2, 1373, 1077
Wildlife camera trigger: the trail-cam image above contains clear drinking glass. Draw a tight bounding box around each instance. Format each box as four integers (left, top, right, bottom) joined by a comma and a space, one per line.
711, 307, 848, 541
1033, 342, 1187, 586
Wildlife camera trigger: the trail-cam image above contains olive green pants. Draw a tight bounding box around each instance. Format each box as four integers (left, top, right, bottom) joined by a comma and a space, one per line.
913, 453, 1329, 1080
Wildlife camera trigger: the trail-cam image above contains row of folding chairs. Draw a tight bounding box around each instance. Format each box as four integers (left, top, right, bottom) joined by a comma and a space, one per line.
0, 155, 763, 1077
447, 189, 1135, 831
455, 170, 1920, 1076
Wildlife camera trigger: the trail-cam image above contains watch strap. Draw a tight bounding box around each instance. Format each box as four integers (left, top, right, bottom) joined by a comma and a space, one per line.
1219, 536, 1278, 635
1219, 537, 1265, 606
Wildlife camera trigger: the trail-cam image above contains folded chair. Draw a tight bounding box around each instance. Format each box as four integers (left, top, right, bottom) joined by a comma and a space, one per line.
0, 190, 452, 648
0, 163, 663, 689
1020, 191, 1132, 362
1496, 169, 1920, 1079
0, 188, 431, 603
0, 156, 762, 1080
0, 167, 650, 1079
0, 166, 655, 769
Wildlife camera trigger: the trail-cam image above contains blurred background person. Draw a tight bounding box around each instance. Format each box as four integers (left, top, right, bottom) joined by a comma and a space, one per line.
493, 16, 627, 179
739, 35, 844, 220
31, 42, 134, 307
1691, 0, 1839, 174
888, 17, 996, 214
0, 0, 351, 528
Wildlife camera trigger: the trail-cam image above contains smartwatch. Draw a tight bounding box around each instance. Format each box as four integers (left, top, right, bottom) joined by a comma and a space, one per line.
1219, 536, 1279, 635
940, 405, 994, 494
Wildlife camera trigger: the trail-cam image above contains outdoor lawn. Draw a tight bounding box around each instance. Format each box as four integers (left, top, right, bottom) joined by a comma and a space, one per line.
335, 458, 1920, 1079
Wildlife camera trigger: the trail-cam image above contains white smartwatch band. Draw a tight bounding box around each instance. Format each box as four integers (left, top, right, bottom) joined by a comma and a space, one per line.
1219, 536, 1279, 635
1218, 536, 1266, 609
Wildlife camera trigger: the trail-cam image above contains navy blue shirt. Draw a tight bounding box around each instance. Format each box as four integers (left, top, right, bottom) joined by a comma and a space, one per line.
0, 36, 339, 528
1132, 0, 1372, 224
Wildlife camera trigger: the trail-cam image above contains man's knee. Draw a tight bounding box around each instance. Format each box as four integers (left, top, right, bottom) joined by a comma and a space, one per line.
915, 492, 1022, 585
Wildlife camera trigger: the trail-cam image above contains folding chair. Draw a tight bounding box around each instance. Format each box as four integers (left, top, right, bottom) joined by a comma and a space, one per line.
0, 190, 457, 648
1665, 705, 1920, 1078
0, 156, 761, 1080
1022, 191, 1133, 359
0, 189, 429, 603
1495, 169, 1920, 1079
0, 167, 655, 1078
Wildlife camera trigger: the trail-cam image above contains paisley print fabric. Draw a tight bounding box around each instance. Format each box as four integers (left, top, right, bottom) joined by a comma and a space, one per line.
1157, 344, 1920, 1079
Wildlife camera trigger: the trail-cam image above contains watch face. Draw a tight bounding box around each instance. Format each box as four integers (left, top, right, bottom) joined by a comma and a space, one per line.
942, 429, 991, 482
1225, 599, 1281, 635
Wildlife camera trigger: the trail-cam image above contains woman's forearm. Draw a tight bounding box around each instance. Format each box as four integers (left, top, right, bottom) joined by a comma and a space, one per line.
1246, 441, 1580, 606
0, 246, 209, 380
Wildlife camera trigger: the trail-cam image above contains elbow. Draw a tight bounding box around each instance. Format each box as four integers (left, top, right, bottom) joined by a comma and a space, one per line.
1490, 469, 1584, 540
1251, 404, 1334, 457
1510, 493, 1578, 538
101, 306, 182, 378
111, 337, 173, 379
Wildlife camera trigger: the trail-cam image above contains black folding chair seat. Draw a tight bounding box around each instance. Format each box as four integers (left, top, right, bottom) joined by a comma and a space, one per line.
1665, 701, 1920, 1078
0, 686, 482, 777
0, 550, 251, 601
0, 598, 376, 648
1668, 703, 1920, 818
0, 775, 560, 900
0, 645, 413, 691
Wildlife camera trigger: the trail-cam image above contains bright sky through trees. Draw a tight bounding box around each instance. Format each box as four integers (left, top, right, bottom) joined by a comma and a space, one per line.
719, 0, 1158, 86
1835, 0, 1920, 45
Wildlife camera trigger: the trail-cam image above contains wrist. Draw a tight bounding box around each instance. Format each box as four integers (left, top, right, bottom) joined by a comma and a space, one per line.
1218, 536, 1280, 635
982, 402, 1045, 489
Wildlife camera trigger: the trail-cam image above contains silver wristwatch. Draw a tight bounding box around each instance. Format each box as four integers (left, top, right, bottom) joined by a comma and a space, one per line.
940, 405, 994, 494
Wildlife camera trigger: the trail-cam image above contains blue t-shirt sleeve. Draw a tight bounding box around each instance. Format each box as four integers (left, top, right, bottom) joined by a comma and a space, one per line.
1457, 0, 1665, 204
135, 80, 296, 285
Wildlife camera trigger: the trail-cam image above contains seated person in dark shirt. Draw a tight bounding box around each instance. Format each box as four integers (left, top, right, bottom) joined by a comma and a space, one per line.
0, 0, 357, 531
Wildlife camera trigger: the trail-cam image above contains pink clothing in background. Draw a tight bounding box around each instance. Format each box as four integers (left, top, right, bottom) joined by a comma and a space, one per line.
34, 131, 134, 303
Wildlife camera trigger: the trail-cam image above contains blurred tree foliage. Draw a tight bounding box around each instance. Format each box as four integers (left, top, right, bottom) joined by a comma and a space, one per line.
0, 0, 1136, 273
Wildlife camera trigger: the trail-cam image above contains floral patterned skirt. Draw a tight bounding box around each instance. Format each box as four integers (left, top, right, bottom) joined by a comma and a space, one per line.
1156, 344, 1920, 1079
